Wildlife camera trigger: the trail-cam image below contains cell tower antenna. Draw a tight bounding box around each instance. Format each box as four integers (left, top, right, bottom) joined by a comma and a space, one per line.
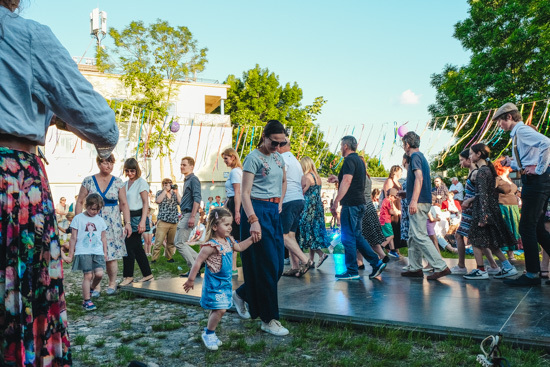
90, 8, 107, 48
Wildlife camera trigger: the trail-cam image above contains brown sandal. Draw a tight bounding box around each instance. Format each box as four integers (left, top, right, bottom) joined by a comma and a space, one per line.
136, 275, 154, 282
119, 277, 134, 287
297, 260, 314, 277
282, 268, 300, 276
316, 254, 329, 268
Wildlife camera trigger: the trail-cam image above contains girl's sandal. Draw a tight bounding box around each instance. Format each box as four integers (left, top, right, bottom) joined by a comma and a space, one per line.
119, 277, 134, 287
316, 254, 329, 269
296, 260, 314, 277
282, 268, 300, 277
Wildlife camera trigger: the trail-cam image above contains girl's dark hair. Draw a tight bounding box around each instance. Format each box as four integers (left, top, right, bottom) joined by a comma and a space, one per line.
402, 153, 410, 164
470, 143, 497, 177
258, 120, 286, 148
123, 158, 142, 178
205, 207, 233, 241
459, 149, 470, 159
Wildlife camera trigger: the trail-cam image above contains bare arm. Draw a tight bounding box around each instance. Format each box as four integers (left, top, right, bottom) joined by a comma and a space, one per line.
233, 183, 242, 225
138, 190, 149, 234
156, 189, 168, 204
101, 230, 108, 261
183, 246, 216, 292
233, 236, 255, 252
301, 174, 312, 194
279, 167, 287, 213
118, 186, 132, 238
75, 185, 88, 215
63, 228, 78, 263
408, 170, 423, 215
241, 171, 261, 243
332, 174, 353, 208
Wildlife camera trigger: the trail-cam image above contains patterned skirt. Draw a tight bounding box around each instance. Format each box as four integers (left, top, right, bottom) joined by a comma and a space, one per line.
0, 148, 72, 366
361, 202, 386, 246
456, 208, 472, 238
499, 204, 520, 251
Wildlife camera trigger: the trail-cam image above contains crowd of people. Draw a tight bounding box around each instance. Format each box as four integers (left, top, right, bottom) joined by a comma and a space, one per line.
2, 0, 550, 362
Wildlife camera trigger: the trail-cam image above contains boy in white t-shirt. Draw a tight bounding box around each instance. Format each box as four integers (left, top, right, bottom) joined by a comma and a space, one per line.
62, 193, 107, 311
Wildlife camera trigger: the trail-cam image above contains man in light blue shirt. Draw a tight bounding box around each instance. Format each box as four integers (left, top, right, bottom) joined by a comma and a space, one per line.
496, 102, 550, 286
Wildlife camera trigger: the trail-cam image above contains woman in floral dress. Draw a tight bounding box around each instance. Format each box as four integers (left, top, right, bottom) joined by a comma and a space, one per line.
298, 157, 330, 268
76, 155, 132, 295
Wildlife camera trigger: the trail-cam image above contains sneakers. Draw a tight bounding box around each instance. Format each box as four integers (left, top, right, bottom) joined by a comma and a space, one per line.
358, 264, 365, 270
450, 265, 468, 275
382, 256, 390, 264
427, 267, 451, 280
201, 331, 219, 350
105, 287, 116, 296
504, 274, 541, 286
463, 269, 489, 280
401, 270, 423, 278
232, 269, 238, 276
335, 272, 360, 280
369, 262, 387, 279
90, 290, 100, 298
232, 290, 250, 319
82, 300, 97, 311
388, 250, 400, 259
486, 266, 501, 275
261, 319, 289, 336
494, 266, 518, 279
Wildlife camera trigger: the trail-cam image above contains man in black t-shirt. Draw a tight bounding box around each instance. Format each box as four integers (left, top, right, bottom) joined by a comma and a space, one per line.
328, 136, 387, 280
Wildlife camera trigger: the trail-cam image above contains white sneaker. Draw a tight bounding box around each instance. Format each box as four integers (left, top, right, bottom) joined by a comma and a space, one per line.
463, 269, 489, 280
261, 319, 289, 336
328, 244, 335, 254
232, 290, 250, 319
214, 334, 223, 347
450, 265, 468, 275
487, 266, 501, 275
201, 331, 218, 351
402, 265, 411, 271
494, 266, 518, 279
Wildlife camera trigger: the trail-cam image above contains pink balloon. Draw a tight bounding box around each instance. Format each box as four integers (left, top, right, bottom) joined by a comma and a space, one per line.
397, 125, 408, 137
170, 120, 180, 133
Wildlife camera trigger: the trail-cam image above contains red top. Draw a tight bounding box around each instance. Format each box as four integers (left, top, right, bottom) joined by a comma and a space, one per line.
379, 198, 392, 225
441, 199, 461, 212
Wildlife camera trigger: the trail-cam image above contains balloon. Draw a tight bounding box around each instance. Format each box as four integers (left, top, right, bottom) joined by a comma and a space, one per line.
170, 120, 180, 133
397, 125, 408, 137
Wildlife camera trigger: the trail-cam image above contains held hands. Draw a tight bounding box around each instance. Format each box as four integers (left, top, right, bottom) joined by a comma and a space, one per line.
327, 175, 338, 184
250, 221, 262, 243
183, 278, 194, 292
62, 253, 73, 264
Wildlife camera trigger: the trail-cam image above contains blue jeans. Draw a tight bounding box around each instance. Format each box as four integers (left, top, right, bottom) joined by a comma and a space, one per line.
340, 204, 380, 275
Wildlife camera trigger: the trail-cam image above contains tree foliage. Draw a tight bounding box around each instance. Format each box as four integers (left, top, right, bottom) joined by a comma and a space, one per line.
428, 0, 550, 168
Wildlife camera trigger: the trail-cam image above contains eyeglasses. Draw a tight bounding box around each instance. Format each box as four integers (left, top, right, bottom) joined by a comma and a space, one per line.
267, 137, 288, 148
124, 169, 136, 173
99, 160, 114, 165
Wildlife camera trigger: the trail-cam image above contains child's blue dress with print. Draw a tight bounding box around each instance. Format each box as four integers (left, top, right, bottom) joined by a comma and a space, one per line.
200, 237, 234, 310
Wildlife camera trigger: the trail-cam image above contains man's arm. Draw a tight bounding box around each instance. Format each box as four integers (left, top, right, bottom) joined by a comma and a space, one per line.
409, 170, 423, 215
331, 174, 352, 214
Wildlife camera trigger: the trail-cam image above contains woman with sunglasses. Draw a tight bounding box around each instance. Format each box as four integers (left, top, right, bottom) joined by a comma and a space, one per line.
76, 154, 132, 295
120, 158, 154, 285
233, 120, 290, 336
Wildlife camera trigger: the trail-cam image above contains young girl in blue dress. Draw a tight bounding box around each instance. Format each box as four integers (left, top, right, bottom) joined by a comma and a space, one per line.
183, 207, 254, 350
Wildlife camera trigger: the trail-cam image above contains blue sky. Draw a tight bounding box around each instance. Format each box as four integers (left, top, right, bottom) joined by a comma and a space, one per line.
21, 0, 471, 166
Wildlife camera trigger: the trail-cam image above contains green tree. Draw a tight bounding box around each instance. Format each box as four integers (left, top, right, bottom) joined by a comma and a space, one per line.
98, 19, 207, 178
428, 0, 550, 168
225, 65, 333, 171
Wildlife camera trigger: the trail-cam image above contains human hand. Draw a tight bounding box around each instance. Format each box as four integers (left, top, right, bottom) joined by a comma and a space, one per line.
138, 220, 146, 234
278, 202, 283, 213
124, 223, 133, 238
250, 221, 262, 243
327, 175, 338, 184
188, 217, 196, 228
183, 279, 194, 292
235, 211, 241, 225
409, 200, 418, 215
478, 222, 486, 227
501, 156, 512, 167
523, 165, 537, 175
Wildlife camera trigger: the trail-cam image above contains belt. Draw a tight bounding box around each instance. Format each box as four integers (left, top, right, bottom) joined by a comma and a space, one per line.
252, 197, 281, 204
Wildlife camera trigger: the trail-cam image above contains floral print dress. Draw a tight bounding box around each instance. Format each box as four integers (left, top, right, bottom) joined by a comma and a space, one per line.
82, 175, 127, 261
0, 148, 71, 366
299, 173, 329, 250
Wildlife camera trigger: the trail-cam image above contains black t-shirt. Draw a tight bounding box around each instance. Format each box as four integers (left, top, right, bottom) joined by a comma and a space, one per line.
338, 152, 366, 206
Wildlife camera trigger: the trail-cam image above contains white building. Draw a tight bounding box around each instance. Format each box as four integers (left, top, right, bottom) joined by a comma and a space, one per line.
46, 61, 233, 206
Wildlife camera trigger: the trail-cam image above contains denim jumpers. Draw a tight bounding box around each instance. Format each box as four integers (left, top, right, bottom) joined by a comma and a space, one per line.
200, 238, 234, 310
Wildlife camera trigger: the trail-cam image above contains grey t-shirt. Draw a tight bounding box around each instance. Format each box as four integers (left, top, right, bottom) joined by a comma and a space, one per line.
363, 175, 373, 204
243, 149, 284, 199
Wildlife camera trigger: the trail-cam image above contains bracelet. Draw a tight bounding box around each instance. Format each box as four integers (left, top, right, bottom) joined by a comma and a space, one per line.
248, 214, 259, 224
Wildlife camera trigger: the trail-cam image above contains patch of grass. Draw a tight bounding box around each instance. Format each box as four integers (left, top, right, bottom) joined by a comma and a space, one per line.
119, 320, 132, 330
156, 333, 168, 340
151, 320, 181, 332
136, 339, 150, 347
73, 334, 87, 346
170, 349, 182, 358
93, 338, 106, 348
112, 332, 123, 339
72, 348, 96, 366
114, 345, 135, 365
121, 333, 144, 343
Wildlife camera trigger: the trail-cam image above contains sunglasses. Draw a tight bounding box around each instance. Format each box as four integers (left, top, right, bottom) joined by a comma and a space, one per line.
124, 169, 136, 173
267, 137, 288, 148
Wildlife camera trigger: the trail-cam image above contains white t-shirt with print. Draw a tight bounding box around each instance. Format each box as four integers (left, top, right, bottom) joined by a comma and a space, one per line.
70, 213, 107, 256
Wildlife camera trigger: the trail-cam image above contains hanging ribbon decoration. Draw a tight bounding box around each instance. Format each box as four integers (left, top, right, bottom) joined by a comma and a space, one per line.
248, 126, 255, 153
356, 124, 366, 148
525, 101, 536, 125
298, 126, 314, 159
234, 126, 241, 149
240, 127, 249, 158
389, 121, 398, 156
184, 119, 194, 155
464, 110, 492, 148
235, 126, 245, 151
361, 125, 375, 154
446, 111, 482, 154
536, 100, 550, 130
438, 114, 469, 167
135, 109, 146, 159
194, 123, 203, 163
427, 116, 449, 155
212, 131, 226, 183
377, 130, 388, 166
477, 110, 496, 143
154, 116, 170, 159
201, 124, 215, 168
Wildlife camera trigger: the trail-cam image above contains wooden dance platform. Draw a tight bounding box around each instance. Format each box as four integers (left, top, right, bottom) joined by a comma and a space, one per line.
123, 255, 550, 349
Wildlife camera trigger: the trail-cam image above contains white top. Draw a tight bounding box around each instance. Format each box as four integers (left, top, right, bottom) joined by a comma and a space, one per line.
70, 213, 107, 256
125, 177, 149, 211
449, 182, 464, 201
225, 167, 243, 198
281, 151, 304, 203
189, 223, 206, 242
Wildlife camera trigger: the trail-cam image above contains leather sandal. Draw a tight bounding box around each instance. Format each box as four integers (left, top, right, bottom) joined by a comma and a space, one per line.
316, 254, 329, 268
297, 260, 314, 277
119, 277, 134, 287
136, 275, 154, 282
282, 268, 300, 276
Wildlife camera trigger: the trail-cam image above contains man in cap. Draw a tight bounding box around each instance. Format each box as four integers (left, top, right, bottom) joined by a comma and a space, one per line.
496, 102, 550, 286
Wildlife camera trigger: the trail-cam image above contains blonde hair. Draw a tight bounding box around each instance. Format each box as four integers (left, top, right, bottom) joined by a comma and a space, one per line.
222, 148, 243, 169
204, 207, 233, 242
300, 156, 318, 175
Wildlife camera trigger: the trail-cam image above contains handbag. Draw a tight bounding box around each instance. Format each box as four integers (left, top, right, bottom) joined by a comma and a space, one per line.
130, 209, 150, 232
